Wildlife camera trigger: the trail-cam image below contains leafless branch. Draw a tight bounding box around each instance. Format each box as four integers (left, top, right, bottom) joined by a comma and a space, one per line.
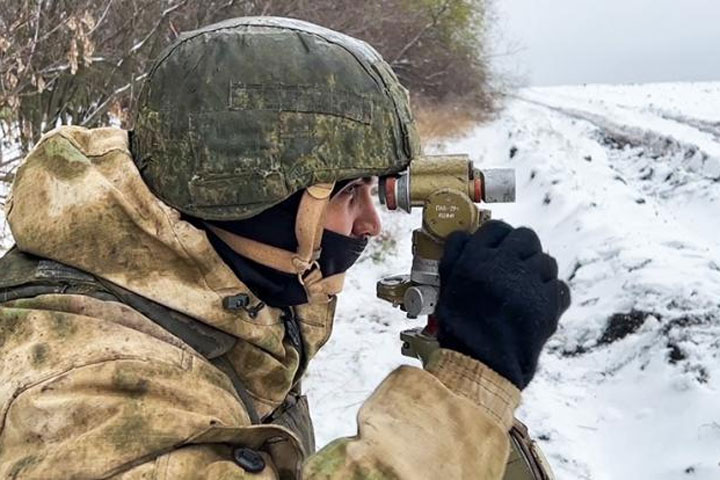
89, 0, 116, 36
0, 172, 16, 184
390, 0, 451, 66
131, 0, 189, 53
81, 72, 148, 126
29, 0, 42, 58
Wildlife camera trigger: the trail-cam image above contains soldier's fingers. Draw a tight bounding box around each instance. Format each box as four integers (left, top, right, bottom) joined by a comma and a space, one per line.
468, 220, 514, 250
502, 227, 542, 260
524, 252, 558, 282
558, 279, 571, 314
545, 279, 571, 319
440, 230, 471, 281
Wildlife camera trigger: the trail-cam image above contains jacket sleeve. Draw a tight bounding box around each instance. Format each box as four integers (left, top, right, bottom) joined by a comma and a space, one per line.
303, 349, 521, 480
117, 349, 521, 480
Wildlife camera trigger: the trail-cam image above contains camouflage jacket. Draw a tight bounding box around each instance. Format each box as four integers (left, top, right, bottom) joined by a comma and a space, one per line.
0, 126, 520, 479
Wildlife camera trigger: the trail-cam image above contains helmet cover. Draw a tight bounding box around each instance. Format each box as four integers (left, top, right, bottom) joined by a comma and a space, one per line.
133, 16, 421, 220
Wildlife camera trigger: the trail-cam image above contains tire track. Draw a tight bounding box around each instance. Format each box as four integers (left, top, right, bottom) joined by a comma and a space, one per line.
517, 95, 720, 175
645, 107, 720, 141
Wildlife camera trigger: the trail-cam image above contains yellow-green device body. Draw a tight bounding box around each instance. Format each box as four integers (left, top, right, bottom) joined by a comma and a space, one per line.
376, 154, 515, 364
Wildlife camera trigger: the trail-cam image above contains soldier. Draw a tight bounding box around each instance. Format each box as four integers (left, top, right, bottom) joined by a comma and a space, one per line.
0, 17, 569, 479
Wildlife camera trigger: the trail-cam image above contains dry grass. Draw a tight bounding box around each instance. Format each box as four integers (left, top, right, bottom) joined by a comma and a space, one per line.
413, 98, 492, 142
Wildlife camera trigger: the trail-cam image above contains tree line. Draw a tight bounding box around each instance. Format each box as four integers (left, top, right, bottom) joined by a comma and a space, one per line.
0, 0, 496, 190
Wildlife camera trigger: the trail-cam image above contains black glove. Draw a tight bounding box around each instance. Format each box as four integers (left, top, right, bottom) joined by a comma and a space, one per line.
435, 220, 571, 389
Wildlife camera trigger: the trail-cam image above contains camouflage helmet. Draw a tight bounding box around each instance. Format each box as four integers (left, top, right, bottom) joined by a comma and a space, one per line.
132, 16, 421, 221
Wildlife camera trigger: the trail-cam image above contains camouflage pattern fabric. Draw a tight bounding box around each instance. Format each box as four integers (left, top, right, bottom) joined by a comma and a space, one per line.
133, 17, 422, 221
0, 125, 522, 478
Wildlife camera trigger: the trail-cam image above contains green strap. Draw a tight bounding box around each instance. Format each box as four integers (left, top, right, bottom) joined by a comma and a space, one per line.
96, 278, 237, 360
94, 279, 262, 424
210, 355, 261, 424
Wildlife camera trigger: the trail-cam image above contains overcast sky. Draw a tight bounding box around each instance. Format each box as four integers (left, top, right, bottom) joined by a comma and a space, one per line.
493, 0, 720, 86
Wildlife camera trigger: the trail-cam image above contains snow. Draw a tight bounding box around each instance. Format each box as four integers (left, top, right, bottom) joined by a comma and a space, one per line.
305, 82, 720, 479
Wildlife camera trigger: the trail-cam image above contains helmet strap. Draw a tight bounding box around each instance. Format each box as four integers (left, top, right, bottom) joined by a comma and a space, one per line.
300, 268, 346, 304
295, 183, 334, 263
204, 182, 343, 303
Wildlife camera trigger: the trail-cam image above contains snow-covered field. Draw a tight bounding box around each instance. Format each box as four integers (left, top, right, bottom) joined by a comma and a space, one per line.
305, 82, 720, 480
0, 82, 718, 479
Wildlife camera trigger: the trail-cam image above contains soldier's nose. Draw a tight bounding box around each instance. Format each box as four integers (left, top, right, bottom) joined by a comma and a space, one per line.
352, 198, 381, 238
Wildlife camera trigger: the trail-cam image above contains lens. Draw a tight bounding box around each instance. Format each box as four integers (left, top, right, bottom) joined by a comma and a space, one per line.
396, 172, 411, 212
383, 176, 398, 210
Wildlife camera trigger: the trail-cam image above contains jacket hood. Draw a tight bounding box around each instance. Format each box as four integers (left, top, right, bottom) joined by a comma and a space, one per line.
5, 126, 311, 355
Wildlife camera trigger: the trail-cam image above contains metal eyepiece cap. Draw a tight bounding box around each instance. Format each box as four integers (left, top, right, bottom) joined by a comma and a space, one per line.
482, 169, 516, 203
396, 172, 411, 212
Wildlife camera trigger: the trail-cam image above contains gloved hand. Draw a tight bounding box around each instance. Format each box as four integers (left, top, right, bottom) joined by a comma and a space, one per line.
435, 220, 571, 389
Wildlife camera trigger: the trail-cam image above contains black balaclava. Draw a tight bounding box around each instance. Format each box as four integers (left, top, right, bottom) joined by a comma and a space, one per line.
187, 183, 368, 307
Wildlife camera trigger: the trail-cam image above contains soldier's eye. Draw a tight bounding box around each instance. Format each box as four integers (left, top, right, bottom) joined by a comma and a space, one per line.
341, 184, 359, 196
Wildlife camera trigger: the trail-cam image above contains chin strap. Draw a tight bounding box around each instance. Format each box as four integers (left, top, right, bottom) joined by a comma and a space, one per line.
205, 182, 346, 303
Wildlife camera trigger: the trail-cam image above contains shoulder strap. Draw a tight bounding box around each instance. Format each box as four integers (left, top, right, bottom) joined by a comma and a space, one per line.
95, 278, 238, 360
263, 388, 316, 456
504, 419, 555, 480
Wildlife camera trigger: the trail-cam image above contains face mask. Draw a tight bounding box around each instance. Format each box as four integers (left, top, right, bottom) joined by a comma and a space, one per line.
187, 183, 369, 307
318, 229, 368, 277
202, 226, 367, 307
